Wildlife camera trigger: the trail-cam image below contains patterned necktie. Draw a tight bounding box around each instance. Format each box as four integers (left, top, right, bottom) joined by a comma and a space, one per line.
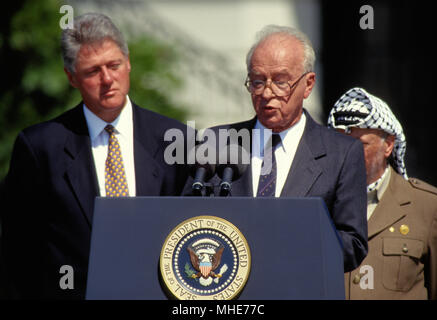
104, 124, 129, 197
257, 134, 282, 197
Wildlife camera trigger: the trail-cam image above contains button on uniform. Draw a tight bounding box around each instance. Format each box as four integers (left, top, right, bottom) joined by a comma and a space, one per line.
400, 224, 409, 235
353, 274, 361, 284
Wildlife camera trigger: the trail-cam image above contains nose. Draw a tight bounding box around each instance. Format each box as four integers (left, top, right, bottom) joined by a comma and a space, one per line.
101, 66, 113, 85
261, 80, 275, 99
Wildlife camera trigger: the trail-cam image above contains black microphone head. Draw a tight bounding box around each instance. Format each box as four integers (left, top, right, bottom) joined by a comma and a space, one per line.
216, 144, 249, 180
188, 144, 217, 180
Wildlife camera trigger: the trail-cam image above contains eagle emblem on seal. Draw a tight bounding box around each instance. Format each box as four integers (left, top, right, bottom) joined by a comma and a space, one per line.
186, 238, 227, 286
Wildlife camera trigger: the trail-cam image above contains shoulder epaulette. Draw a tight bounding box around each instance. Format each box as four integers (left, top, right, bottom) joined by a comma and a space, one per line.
408, 177, 437, 196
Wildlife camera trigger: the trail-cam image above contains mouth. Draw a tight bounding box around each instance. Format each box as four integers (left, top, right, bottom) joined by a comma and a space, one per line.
101, 89, 118, 98
262, 105, 279, 112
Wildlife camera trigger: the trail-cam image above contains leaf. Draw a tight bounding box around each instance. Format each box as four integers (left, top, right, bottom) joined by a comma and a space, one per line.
184, 262, 195, 277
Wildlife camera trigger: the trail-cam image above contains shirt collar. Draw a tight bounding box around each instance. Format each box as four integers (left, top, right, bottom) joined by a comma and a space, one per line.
376, 166, 391, 201
83, 96, 132, 140
254, 112, 306, 154
367, 165, 391, 202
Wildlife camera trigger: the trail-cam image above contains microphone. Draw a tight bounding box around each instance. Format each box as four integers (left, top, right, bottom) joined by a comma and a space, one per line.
216, 144, 249, 196
188, 144, 216, 196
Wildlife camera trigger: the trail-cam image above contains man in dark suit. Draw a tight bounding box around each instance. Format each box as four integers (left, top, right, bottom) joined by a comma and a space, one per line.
188, 25, 368, 272
0, 13, 189, 299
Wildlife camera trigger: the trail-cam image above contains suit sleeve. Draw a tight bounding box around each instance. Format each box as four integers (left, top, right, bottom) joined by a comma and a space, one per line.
1, 132, 46, 298
333, 139, 368, 272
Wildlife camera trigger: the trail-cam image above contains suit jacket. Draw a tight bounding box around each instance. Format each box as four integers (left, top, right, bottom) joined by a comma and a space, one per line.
345, 168, 437, 299
0, 102, 190, 299
185, 110, 368, 272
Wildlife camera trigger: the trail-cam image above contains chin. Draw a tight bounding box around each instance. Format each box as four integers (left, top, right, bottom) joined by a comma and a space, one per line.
259, 116, 280, 129
101, 96, 126, 109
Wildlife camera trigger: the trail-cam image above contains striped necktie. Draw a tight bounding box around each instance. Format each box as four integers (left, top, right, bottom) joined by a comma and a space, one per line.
104, 124, 129, 197
256, 134, 281, 197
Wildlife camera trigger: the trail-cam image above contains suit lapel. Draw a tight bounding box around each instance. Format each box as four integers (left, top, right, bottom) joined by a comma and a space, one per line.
63, 104, 99, 227
227, 118, 256, 197
63, 102, 164, 227
280, 112, 324, 197
230, 164, 253, 196
227, 113, 325, 197
131, 104, 163, 195
368, 168, 410, 239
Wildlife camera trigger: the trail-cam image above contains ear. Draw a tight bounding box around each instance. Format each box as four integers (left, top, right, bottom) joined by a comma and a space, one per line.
303, 72, 316, 99
64, 67, 78, 88
384, 134, 395, 159
126, 55, 131, 73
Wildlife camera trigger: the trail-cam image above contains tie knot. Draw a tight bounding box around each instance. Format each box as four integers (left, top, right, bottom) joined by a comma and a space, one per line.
105, 124, 115, 135
271, 134, 281, 148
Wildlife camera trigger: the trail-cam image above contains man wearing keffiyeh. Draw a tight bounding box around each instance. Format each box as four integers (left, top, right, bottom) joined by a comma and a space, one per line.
328, 87, 437, 300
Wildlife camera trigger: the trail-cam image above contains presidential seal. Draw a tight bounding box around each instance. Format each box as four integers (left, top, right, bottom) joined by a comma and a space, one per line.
160, 216, 251, 300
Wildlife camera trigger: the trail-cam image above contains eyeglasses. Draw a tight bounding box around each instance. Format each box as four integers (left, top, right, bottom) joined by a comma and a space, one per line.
244, 72, 309, 97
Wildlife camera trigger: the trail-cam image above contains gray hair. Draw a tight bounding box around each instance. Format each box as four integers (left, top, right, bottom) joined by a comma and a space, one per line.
246, 25, 316, 73
61, 13, 129, 73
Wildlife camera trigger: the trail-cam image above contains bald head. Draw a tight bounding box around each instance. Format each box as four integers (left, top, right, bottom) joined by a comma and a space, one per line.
246, 25, 315, 73
250, 33, 305, 75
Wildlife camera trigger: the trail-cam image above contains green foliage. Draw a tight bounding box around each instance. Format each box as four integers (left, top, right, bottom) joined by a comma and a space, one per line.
128, 36, 188, 121
0, 0, 189, 180
0, 0, 75, 180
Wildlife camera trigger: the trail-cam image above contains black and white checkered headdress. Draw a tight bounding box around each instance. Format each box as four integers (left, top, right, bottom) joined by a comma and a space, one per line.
327, 87, 407, 179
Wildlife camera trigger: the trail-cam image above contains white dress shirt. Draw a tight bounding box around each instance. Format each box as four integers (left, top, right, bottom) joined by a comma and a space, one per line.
252, 112, 307, 197
83, 97, 136, 196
